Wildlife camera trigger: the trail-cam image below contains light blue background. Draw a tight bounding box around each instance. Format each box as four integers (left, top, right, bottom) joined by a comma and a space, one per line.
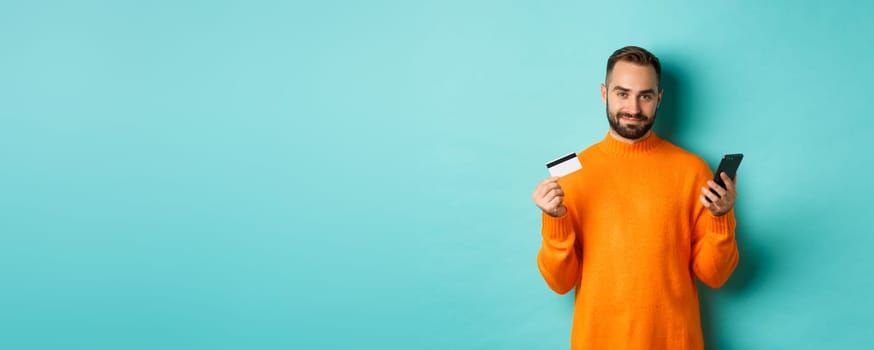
2, 1, 872, 349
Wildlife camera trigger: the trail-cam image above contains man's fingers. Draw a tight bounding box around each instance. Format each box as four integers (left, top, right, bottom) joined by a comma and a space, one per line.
537, 180, 563, 197
721, 172, 737, 193
540, 176, 560, 186
702, 186, 721, 203
535, 177, 554, 194
543, 188, 565, 203
707, 180, 727, 197
701, 173, 739, 215
547, 184, 563, 193
545, 182, 562, 192
535, 177, 561, 196
547, 188, 564, 199
546, 195, 563, 209
703, 184, 723, 200
699, 195, 712, 208
703, 193, 725, 212
534, 177, 565, 212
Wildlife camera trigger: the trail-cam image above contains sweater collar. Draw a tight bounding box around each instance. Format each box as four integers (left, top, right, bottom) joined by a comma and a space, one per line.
597, 130, 663, 156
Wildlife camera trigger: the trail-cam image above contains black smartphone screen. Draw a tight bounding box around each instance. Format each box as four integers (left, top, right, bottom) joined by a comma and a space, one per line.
708, 153, 743, 201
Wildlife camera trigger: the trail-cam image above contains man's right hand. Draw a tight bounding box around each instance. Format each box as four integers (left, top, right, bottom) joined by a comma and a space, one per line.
532, 176, 567, 217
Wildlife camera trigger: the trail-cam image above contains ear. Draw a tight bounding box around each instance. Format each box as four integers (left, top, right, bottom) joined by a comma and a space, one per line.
600, 83, 608, 104
657, 88, 664, 108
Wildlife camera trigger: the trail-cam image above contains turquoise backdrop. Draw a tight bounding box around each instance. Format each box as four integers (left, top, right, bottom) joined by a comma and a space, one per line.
2, 1, 872, 349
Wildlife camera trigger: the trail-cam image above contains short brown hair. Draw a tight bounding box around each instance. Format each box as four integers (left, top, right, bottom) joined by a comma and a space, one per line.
606, 46, 661, 87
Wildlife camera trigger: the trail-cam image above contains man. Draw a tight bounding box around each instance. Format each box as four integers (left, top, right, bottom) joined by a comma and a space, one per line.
532, 46, 739, 349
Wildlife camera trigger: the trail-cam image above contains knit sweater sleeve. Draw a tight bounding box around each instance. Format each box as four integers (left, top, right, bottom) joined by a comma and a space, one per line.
536, 211, 581, 295
690, 164, 740, 288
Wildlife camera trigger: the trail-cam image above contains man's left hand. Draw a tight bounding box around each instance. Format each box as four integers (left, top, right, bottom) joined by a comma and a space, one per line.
700, 172, 737, 216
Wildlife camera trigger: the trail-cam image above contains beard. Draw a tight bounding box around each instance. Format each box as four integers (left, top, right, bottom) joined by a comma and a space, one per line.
606, 101, 656, 140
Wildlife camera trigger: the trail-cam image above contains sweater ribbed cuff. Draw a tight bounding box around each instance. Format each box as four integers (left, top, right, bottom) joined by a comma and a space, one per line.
707, 209, 736, 237
541, 211, 574, 241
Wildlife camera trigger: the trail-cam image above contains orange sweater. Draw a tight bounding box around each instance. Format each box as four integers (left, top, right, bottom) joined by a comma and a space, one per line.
537, 132, 738, 350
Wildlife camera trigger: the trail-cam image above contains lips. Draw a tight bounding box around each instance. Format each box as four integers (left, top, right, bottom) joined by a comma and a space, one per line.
621, 116, 645, 123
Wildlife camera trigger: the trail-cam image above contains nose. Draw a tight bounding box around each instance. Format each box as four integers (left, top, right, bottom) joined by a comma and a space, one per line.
626, 98, 641, 115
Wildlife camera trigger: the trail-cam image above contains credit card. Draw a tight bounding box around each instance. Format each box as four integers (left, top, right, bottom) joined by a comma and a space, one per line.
546, 152, 582, 177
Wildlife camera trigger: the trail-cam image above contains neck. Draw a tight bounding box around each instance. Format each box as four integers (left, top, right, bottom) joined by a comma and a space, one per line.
598, 130, 662, 156
608, 128, 652, 144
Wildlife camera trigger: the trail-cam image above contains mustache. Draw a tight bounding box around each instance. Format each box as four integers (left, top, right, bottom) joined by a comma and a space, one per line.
616, 112, 647, 121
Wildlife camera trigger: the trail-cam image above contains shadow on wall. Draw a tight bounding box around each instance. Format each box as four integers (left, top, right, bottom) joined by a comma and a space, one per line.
652, 61, 685, 143
698, 211, 769, 350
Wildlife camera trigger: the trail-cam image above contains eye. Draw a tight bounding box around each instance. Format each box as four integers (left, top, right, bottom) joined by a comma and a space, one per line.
641, 95, 652, 101
617, 92, 627, 97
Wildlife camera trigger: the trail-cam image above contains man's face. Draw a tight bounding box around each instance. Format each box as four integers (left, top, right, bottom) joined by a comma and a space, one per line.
600, 61, 663, 140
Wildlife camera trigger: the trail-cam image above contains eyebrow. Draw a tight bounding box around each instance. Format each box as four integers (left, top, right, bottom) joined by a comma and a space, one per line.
611, 86, 656, 95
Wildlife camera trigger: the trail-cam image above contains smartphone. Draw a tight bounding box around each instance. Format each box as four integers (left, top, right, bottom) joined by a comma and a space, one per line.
708, 153, 743, 201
